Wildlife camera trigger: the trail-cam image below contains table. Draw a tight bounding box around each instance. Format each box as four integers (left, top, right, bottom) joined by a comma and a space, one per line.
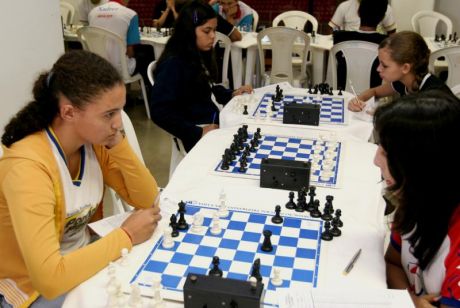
220, 82, 374, 142
63, 120, 387, 307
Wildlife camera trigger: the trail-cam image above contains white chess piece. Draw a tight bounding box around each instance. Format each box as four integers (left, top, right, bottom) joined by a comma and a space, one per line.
190, 212, 204, 233
210, 213, 222, 235
150, 279, 165, 308
271, 268, 283, 286
218, 190, 229, 218
161, 227, 174, 249
129, 284, 143, 308
107, 280, 122, 307
120, 248, 129, 266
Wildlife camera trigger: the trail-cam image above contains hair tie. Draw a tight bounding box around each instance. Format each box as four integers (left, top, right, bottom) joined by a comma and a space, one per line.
46, 71, 54, 88
193, 10, 199, 25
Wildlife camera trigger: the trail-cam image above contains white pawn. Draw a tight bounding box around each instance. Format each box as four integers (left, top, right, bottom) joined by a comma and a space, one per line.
271, 268, 283, 287
210, 213, 222, 235
129, 284, 143, 308
120, 248, 129, 266
190, 212, 204, 233
150, 279, 165, 308
161, 227, 174, 249
218, 190, 229, 218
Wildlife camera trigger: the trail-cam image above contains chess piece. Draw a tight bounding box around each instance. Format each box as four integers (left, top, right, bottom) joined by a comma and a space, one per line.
161, 227, 174, 249
261, 230, 273, 252
129, 284, 142, 308
306, 186, 316, 211
338, 88, 343, 96
330, 218, 342, 237
177, 202, 189, 230
285, 191, 296, 209
310, 200, 321, 218
190, 212, 204, 233
249, 276, 258, 291
321, 221, 333, 241
210, 213, 222, 235
209, 256, 223, 277
250, 258, 262, 282
169, 214, 179, 237
243, 105, 248, 115
270, 268, 283, 287
120, 248, 129, 266
255, 128, 262, 139
218, 196, 229, 218
220, 155, 230, 170
295, 190, 305, 212
151, 278, 165, 308
334, 209, 343, 227
271, 205, 283, 224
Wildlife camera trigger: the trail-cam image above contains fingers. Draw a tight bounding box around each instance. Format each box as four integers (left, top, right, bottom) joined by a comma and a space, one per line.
348, 98, 365, 112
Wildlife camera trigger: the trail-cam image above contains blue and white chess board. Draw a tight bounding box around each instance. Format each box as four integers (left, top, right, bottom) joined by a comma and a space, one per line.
214, 132, 342, 188
253, 93, 346, 125
129, 202, 323, 307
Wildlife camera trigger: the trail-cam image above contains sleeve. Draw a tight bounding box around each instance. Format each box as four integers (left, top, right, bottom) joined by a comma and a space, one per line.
3, 161, 133, 299
217, 15, 234, 36
127, 14, 141, 45
150, 58, 203, 152
381, 5, 397, 32
440, 216, 460, 307
212, 85, 233, 105
390, 230, 402, 253
94, 137, 158, 208
329, 2, 346, 30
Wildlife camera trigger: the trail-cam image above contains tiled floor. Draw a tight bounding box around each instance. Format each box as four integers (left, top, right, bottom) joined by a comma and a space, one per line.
124, 101, 171, 188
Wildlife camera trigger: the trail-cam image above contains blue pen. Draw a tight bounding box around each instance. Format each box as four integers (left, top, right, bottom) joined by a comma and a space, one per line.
212, 112, 217, 124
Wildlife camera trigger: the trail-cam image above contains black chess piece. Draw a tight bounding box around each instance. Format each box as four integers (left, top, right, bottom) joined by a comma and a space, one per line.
271, 205, 283, 224
251, 137, 259, 147
313, 85, 318, 94
441, 34, 446, 41
177, 211, 189, 230
295, 195, 305, 212
321, 203, 333, 221
255, 128, 262, 139
261, 230, 273, 252
209, 256, 223, 277
251, 258, 262, 282
310, 200, 321, 218
239, 156, 247, 168
242, 125, 249, 139
308, 83, 313, 94
285, 191, 296, 209
238, 163, 247, 173
243, 105, 248, 115
435, 34, 440, 42
244, 144, 251, 156
249, 139, 257, 152
220, 155, 230, 170
334, 209, 343, 227
325, 195, 334, 212
169, 214, 179, 237
230, 142, 240, 155
338, 88, 343, 96
321, 221, 333, 241
330, 218, 342, 237
306, 186, 316, 212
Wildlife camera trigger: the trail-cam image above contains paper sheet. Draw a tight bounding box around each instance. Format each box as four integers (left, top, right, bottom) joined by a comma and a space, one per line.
88, 211, 131, 237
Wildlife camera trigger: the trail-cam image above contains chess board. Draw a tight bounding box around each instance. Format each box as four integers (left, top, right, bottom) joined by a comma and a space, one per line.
214, 132, 342, 188
129, 202, 323, 307
252, 93, 346, 125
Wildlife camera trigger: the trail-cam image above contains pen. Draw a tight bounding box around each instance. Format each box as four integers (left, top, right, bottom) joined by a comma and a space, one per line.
349, 80, 359, 102
343, 248, 362, 275
212, 112, 217, 124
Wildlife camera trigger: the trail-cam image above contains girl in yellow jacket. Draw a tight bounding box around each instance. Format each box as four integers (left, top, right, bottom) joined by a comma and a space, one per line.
0, 50, 161, 307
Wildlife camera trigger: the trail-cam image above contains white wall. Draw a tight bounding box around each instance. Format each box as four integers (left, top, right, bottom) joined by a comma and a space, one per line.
391, 0, 435, 31
435, 0, 460, 34
0, 1, 64, 137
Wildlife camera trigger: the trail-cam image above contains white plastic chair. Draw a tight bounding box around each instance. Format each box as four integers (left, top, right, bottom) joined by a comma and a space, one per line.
214, 32, 232, 87
76, 26, 151, 119
329, 40, 379, 94
258, 27, 310, 87
60, 2, 75, 26
252, 9, 259, 31
451, 84, 460, 98
411, 10, 453, 38
104, 110, 146, 215
272, 10, 318, 32
429, 45, 460, 88
146, 60, 187, 179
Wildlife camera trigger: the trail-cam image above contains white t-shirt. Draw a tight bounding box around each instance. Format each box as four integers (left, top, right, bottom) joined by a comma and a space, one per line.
46, 128, 103, 255
329, 0, 396, 33
79, 0, 108, 24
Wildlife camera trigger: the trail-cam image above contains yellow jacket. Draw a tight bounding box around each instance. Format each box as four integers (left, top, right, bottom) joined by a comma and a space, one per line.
0, 131, 158, 307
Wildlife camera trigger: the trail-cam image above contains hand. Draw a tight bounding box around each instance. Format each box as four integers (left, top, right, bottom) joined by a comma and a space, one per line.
121, 207, 162, 245
412, 293, 441, 308
348, 97, 366, 112
202, 124, 219, 137
104, 129, 124, 149
232, 85, 253, 97
166, 0, 175, 9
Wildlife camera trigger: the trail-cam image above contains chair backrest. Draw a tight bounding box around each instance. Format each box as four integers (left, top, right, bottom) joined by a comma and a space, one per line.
429, 45, 460, 88
411, 10, 453, 38
272, 10, 318, 33
60, 2, 75, 26
330, 40, 379, 93
147, 60, 156, 86
214, 32, 232, 87
257, 26, 310, 85
76, 26, 131, 81
451, 84, 460, 98
252, 9, 259, 31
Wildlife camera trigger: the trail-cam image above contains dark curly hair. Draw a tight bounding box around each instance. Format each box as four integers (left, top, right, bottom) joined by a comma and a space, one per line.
2, 50, 123, 147
374, 90, 460, 269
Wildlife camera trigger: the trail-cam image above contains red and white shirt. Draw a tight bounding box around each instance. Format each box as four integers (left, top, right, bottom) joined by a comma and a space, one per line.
391, 206, 460, 307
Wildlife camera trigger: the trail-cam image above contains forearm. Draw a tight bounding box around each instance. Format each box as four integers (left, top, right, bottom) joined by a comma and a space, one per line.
156, 8, 171, 27
386, 262, 410, 289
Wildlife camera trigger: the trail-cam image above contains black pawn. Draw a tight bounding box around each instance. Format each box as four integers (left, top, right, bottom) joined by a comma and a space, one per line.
243, 105, 248, 115
338, 88, 343, 96
295, 196, 305, 212
251, 258, 262, 282
271, 205, 283, 224
285, 191, 296, 209
261, 230, 273, 252
255, 128, 261, 139
220, 155, 230, 170
334, 209, 343, 227
209, 256, 223, 277
325, 195, 334, 212
169, 214, 179, 237
308, 83, 313, 94
330, 218, 342, 237
310, 200, 321, 218
321, 221, 333, 241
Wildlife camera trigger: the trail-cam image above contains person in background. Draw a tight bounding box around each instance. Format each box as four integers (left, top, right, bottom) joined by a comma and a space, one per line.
212, 0, 254, 31
329, 0, 396, 34
0, 50, 161, 308
78, 0, 107, 25
152, 0, 186, 28
373, 90, 460, 308
149, 0, 252, 152
348, 31, 453, 112
333, 0, 388, 90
